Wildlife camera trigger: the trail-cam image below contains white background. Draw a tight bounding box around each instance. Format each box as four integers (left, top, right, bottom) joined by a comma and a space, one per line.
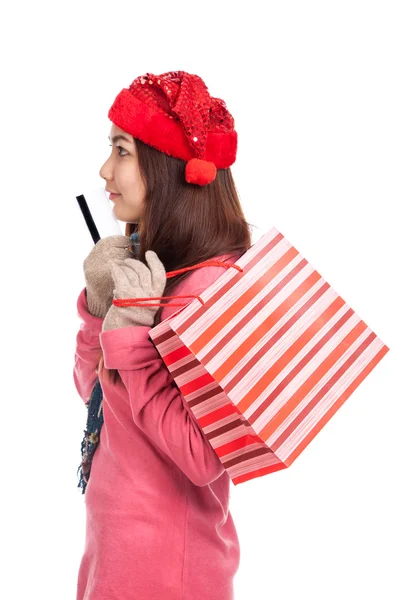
1, 1, 399, 598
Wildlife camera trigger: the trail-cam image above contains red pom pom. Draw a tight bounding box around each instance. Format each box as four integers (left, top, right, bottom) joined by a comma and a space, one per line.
185, 158, 217, 186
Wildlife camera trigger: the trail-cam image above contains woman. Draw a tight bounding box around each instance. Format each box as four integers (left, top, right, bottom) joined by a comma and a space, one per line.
73, 70, 252, 600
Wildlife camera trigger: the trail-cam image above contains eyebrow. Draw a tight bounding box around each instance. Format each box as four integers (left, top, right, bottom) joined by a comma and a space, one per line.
108, 134, 133, 144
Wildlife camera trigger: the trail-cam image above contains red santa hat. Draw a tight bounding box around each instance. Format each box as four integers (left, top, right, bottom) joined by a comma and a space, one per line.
107, 70, 238, 186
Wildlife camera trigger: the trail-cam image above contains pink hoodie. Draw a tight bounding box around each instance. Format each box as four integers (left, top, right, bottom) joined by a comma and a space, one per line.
74, 253, 241, 600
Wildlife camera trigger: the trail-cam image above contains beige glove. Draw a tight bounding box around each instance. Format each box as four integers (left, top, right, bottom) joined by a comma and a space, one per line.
83, 235, 134, 318
102, 251, 167, 332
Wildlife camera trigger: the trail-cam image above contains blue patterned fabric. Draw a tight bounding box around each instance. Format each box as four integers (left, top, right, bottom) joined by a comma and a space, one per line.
76, 378, 104, 494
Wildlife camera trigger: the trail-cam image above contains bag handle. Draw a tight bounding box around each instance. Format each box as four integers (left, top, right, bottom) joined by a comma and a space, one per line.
113, 258, 243, 308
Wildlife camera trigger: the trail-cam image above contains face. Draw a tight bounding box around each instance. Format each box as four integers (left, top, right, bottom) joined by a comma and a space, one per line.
99, 124, 146, 224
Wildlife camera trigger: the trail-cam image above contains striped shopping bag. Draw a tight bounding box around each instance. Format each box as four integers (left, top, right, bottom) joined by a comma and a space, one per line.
149, 227, 389, 485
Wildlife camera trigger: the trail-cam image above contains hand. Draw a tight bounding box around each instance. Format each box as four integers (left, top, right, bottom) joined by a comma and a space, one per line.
102, 251, 167, 332
83, 235, 134, 318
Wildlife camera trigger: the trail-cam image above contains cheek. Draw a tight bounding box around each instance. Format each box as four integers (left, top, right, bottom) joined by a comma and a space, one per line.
121, 165, 142, 187
137, 175, 146, 195
130, 171, 146, 198
116, 162, 145, 199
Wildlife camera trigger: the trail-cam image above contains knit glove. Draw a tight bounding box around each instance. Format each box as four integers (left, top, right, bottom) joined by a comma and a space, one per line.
83, 235, 134, 318
102, 251, 167, 332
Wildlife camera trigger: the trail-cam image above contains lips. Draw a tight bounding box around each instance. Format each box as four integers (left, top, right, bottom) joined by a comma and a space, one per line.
108, 193, 121, 200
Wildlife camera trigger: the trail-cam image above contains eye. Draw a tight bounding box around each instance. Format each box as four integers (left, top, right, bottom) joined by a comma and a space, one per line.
109, 144, 128, 157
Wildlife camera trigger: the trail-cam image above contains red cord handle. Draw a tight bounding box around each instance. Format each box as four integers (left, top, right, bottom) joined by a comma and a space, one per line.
112, 258, 243, 308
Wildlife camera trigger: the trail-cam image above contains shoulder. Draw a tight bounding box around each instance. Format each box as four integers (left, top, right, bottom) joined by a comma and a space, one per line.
159, 252, 241, 322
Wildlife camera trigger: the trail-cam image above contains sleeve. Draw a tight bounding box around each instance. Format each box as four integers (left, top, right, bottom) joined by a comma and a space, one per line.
73, 287, 104, 405
98, 287, 226, 487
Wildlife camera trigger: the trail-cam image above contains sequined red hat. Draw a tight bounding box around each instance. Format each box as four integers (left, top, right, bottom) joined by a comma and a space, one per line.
107, 71, 238, 186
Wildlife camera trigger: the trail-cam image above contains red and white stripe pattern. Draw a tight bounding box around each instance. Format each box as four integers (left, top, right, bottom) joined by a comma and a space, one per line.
149, 228, 389, 485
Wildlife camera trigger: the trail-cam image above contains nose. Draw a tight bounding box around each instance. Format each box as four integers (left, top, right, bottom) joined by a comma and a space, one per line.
99, 156, 111, 181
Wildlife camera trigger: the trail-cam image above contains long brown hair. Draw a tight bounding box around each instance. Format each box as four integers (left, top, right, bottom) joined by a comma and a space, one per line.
98, 137, 253, 386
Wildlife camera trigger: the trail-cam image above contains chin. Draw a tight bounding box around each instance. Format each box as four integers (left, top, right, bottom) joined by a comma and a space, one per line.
113, 207, 138, 224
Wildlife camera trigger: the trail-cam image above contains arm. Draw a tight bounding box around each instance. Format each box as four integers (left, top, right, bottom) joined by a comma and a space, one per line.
73, 287, 104, 405
98, 289, 225, 487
